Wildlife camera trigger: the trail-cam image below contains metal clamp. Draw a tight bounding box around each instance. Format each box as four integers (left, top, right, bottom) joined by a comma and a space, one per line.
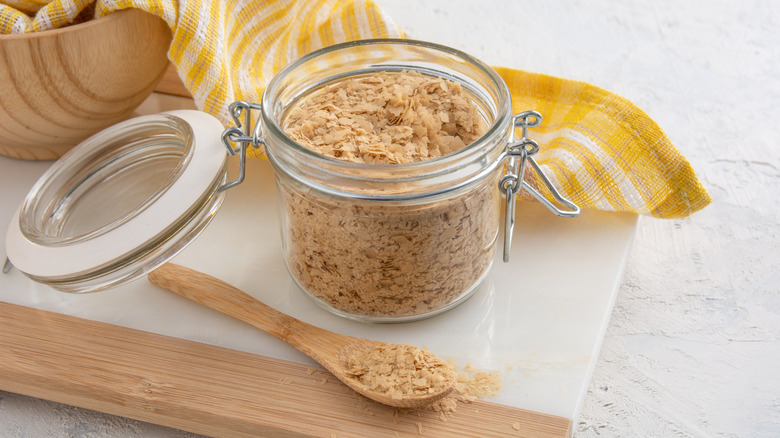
499, 111, 580, 262
219, 101, 265, 192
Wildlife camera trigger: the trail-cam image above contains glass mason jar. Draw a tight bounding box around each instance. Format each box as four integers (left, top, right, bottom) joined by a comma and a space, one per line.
254, 39, 514, 322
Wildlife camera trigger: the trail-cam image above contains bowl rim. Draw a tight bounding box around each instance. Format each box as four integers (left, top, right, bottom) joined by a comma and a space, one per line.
0, 9, 159, 41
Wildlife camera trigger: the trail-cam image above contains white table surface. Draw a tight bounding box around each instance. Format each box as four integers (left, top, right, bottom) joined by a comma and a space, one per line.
1, 0, 778, 437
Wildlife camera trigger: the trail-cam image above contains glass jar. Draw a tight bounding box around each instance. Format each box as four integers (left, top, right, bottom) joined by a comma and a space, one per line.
251, 39, 514, 322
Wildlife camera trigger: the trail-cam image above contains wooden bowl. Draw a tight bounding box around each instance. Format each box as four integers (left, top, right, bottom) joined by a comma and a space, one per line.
0, 9, 172, 160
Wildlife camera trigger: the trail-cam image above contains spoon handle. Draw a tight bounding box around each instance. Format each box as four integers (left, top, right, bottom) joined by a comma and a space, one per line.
148, 263, 318, 350
147, 263, 456, 408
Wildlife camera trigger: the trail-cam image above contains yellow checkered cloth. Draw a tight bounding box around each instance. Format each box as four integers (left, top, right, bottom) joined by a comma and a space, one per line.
0, 0, 710, 219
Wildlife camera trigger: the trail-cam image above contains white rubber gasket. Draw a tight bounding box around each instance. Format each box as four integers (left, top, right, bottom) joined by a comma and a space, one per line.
5, 110, 226, 279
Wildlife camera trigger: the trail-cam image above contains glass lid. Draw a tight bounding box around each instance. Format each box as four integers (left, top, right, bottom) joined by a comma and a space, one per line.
5, 110, 228, 293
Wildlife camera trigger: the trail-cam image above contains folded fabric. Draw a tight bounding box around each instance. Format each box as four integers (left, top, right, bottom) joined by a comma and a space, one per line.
497, 67, 711, 218
0, 0, 710, 218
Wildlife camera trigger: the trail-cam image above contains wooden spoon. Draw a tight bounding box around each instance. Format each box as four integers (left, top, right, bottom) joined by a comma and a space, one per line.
147, 263, 456, 408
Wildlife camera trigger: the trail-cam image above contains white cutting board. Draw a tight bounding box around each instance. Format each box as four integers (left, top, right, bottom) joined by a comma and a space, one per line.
0, 93, 637, 424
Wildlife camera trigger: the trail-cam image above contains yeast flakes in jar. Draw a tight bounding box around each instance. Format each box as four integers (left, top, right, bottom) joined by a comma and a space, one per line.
261, 40, 514, 322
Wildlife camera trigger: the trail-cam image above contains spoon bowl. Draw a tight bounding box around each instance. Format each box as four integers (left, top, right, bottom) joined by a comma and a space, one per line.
147, 263, 456, 408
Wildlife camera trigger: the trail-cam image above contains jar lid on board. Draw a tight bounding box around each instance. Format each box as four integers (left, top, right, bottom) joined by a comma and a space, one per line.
5, 110, 227, 293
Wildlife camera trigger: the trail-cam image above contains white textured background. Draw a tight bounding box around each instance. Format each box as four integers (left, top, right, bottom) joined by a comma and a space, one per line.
2, 0, 779, 436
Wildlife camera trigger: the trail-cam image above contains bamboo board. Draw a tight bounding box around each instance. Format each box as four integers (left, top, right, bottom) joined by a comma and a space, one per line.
0, 301, 570, 437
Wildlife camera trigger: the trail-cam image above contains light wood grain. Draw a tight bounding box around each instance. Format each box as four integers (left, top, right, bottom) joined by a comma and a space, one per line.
0, 10, 171, 160
155, 63, 192, 98
0, 300, 570, 437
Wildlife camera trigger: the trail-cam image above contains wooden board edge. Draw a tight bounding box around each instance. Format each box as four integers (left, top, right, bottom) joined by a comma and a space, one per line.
0, 301, 570, 437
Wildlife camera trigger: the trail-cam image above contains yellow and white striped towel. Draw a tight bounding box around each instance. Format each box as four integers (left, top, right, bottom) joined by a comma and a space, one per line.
0, 0, 711, 219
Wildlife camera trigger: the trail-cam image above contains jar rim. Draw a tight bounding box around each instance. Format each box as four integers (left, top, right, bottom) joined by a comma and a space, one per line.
262, 38, 512, 172
258, 39, 512, 200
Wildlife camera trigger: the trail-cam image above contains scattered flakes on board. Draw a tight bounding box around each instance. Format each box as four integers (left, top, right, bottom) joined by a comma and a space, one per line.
352, 361, 509, 435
